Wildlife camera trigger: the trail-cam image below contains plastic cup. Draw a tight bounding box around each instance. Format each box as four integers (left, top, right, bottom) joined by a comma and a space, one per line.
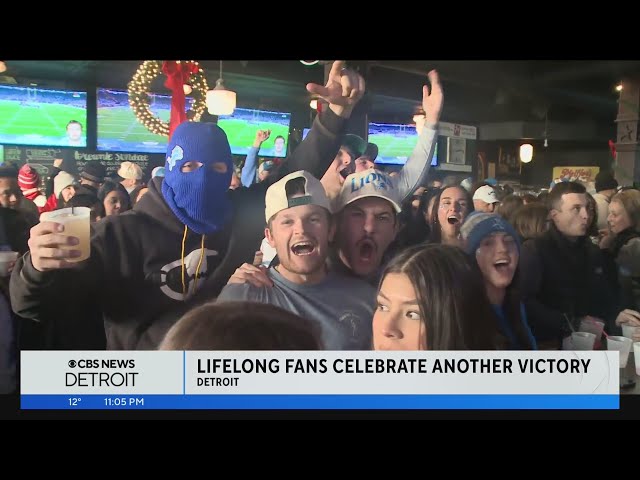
571, 332, 596, 350
0, 251, 18, 276
622, 324, 638, 341
40, 207, 91, 263
579, 318, 604, 348
607, 335, 633, 368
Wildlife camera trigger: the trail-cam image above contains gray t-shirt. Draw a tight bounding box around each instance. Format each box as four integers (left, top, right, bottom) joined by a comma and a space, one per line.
217, 268, 376, 350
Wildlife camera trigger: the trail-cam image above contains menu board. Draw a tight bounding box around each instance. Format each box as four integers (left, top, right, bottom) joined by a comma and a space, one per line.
0, 145, 164, 179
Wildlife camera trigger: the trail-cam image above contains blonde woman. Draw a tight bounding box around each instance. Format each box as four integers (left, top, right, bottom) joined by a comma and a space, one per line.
601, 189, 640, 340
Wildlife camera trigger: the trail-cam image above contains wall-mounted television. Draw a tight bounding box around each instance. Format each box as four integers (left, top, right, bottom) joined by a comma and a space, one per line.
368, 122, 438, 167
0, 85, 87, 147
217, 108, 291, 157
97, 88, 195, 153
303, 127, 310, 140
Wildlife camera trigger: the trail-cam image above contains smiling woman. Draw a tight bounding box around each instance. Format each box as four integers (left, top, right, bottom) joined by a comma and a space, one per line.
460, 212, 537, 350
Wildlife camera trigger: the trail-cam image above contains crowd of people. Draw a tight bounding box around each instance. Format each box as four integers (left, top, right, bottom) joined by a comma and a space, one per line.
0, 61, 638, 396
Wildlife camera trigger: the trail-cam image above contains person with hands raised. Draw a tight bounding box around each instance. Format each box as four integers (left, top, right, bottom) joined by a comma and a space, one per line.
241, 129, 271, 187
11, 60, 367, 350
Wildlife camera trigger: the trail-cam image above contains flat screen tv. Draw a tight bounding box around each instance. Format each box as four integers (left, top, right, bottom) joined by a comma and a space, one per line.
217, 108, 291, 157
302, 127, 310, 140
0, 85, 87, 147
97, 88, 196, 153
368, 122, 438, 166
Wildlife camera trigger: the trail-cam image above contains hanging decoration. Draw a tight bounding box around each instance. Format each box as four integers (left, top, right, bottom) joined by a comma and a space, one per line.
128, 60, 208, 138
608, 139, 617, 160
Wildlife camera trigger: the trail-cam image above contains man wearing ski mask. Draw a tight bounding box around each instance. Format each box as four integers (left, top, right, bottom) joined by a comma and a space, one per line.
10, 60, 365, 350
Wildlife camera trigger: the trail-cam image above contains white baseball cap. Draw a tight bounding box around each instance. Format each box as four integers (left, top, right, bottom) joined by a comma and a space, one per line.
264, 170, 331, 223
336, 169, 402, 213
473, 185, 498, 204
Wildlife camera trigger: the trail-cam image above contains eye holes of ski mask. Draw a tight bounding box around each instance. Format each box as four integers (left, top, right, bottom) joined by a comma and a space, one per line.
180, 162, 228, 173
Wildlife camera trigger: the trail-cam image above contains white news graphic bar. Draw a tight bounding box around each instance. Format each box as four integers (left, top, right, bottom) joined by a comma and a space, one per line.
21, 351, 183, 394
20, 350, 618, 396
185, 351, 618, 395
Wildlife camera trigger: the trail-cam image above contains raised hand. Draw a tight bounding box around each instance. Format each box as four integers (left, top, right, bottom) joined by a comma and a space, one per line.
423, 70, 444, 125
616, 309, 640, 326
28, 221, 83, 272
306, 60, 365, 118
254, 129, 271, 147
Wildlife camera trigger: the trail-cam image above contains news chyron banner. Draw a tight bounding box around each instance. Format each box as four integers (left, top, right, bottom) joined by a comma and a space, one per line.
21, 351, 620, 410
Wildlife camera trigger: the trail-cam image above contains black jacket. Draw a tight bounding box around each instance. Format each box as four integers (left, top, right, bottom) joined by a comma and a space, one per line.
10, 110, 347, 350
519, 223, 616, 343
0, 207, 29, 255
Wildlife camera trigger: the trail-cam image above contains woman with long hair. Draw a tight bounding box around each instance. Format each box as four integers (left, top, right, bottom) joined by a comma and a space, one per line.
372, 243, 498, 350
429, 185, 474, 247
97, 180, 131, 216
511, 202, 549, 243
600, 189, 640, 339
460, 212, 537, 349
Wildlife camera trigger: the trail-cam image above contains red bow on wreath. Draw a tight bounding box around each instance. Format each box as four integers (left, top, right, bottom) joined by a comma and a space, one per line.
162, 61, 199, 138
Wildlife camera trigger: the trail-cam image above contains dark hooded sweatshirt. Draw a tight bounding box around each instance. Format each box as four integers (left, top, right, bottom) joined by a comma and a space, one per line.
11, 108, 347, 350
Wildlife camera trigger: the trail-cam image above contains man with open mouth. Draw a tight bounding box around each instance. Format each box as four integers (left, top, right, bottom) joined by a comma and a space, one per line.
218, 171, 376, 350
331, 169, 403, 285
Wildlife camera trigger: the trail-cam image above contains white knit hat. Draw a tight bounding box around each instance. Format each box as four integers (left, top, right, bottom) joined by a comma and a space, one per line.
54, 171, 77, 198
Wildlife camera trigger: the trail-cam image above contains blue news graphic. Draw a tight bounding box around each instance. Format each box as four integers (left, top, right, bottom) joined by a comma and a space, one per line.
19, 351, 620, 410
20, 394, 619, 410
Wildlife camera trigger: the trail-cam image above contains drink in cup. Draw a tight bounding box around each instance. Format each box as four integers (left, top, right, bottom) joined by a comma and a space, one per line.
579, 318, 604, 349
622, 324, 638, 341
40, 207, 91, 263
608, 335, 635, 389
571, 331, 596, 350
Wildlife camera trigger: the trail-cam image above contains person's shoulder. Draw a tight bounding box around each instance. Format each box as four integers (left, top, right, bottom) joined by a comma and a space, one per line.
326, 271, 376, 293
92, 210, 150, 239
218, 282, 264, 301
618, 237, 640, 264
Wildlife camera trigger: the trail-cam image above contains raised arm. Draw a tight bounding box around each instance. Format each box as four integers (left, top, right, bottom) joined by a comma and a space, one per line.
240, 130, 270, 187
269, 61, 365, 182
395, 70, 444, 203
45, 159, 63, 198
10, 219, 103, 323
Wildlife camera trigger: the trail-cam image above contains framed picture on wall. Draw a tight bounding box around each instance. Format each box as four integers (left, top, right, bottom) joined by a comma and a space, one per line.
497, 146, 520, 175
447, 137, 466, 164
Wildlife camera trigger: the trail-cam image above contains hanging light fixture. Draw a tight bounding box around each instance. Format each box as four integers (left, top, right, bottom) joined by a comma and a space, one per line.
519, 143, 534, 163
206, 60, 236, 116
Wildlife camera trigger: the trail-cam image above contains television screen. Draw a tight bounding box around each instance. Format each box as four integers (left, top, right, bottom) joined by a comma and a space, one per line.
0, 85, 87, 147
217, 107, 291, 157
368, 122, 438, 166
302, 127, 310, 140
97, 88, 197, 153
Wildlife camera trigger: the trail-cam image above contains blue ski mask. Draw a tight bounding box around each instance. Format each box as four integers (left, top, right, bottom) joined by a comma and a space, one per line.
162, 122, 233, 234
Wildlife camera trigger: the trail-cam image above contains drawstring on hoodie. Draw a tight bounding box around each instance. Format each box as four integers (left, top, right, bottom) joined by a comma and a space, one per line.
180, 225, 207, 299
